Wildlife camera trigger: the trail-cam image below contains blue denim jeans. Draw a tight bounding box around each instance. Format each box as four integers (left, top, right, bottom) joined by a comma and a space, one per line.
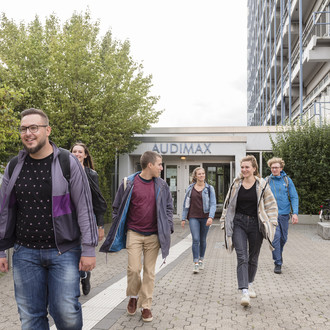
189, 218, 210, 263
232, 213, 263, 290
12, 244, 82, 330
272, 214, 290, 266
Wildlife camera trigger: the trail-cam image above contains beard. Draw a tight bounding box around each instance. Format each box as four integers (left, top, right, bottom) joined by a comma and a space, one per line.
23, 138, 47, 155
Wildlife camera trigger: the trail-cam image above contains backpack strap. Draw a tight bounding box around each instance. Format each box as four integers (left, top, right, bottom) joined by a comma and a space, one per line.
124, 177, 128, 191
8, 155, 19, 178
58, 148, 71, 183
283, 176, 289, 188
224, 181, 234, 209
8, 149, 70, 184
283, 176, 292, 212
258, 180, 268, 207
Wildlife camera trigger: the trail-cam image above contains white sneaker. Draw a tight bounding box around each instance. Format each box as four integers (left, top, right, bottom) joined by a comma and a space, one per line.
248, 285, 257, 298
193, 263, 199, 273
241, 293, 250, 306
198, 260, 204, 270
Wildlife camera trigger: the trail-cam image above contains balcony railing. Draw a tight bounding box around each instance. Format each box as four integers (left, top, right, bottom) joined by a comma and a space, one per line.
295, 101, 330, 126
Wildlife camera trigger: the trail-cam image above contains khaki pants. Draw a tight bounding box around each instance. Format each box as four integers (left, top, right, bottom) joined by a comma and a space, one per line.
126, 230, 160, 309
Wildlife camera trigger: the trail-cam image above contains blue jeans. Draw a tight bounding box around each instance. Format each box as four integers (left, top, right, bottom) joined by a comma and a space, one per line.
189, 218, 210, 263
12, 244, 82, 330
272, 214, 290, 266
232, 213, 263, 290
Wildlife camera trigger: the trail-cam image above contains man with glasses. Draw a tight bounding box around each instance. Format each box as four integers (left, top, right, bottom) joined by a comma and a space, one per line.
267, 157, 299, 274
0, 108, 98, 329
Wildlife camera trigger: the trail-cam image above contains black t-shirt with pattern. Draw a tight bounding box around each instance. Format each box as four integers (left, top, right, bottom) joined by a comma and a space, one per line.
14, 153, 56, 249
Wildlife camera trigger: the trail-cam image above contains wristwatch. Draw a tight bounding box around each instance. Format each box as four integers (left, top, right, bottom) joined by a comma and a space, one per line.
98, 225, 104, 229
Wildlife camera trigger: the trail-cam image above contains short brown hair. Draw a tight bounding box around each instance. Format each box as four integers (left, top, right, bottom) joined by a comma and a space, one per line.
240, 155, 260, 177
267, 157, 285, 169
21, 108, 49, 125
140, 151, 162, 169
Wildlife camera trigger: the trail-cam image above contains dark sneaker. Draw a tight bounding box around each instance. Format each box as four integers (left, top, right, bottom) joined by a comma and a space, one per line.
81, 271, 91, 295
142, 308, 153, 322
127, 298, 138, 315
274, 265, 282, 274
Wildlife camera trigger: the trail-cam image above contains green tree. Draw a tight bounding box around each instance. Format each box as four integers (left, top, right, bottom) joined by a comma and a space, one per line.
0, 11, 162, 216
0, 86, 24, 167
270, 123, 330, 214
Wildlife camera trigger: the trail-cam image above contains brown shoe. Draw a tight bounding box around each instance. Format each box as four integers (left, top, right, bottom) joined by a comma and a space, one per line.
127, 297, 138, 315
141, 308, 153, 322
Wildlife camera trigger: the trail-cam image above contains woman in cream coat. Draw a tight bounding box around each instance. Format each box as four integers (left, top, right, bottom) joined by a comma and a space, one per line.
220, 155, 278, 307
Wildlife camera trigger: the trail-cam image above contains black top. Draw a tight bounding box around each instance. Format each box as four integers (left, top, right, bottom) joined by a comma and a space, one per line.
14, 154, 56, 249
236, 181, 258, 218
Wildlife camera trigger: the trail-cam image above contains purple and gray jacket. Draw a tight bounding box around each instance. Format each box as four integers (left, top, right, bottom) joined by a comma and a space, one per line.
0, 142, 98, 258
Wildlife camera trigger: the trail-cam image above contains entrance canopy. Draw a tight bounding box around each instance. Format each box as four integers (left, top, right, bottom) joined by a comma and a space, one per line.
118, 126, 278, 218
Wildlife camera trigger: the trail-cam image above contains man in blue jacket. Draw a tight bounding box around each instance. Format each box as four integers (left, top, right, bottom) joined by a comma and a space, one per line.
267, 157, 299, 274
0, 108, 98, 329
100, 151, 173, 322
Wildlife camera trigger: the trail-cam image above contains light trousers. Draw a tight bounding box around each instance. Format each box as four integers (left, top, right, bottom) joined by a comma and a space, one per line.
126, 230, 160, 309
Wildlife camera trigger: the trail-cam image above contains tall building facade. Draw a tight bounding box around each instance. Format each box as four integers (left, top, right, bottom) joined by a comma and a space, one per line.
247, 0, 330, 126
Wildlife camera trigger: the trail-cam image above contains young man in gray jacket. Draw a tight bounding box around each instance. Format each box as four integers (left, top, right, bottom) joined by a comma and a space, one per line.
100, 151, 173, 322
0, 108, 98, 329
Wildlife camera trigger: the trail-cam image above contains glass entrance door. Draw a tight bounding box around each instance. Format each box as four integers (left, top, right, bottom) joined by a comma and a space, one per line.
204, 164, 231, 216
165, 164, 178, 214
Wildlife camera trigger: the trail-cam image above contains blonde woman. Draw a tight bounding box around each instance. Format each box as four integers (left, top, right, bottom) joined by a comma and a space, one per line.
221, 155, 278, 307
182, 167, 216, 273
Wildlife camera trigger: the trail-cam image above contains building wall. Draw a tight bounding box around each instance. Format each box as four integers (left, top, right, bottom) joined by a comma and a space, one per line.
247, 0, 330, 126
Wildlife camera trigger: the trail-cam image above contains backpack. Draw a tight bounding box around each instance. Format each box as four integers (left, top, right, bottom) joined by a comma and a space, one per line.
8, 147, 71, 183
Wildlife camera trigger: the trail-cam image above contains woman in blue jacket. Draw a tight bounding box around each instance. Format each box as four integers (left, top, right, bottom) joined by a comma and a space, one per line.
181, 167, 216, 273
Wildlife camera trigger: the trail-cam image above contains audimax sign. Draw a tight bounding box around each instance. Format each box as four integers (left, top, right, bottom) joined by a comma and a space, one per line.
152, 143, 211, 154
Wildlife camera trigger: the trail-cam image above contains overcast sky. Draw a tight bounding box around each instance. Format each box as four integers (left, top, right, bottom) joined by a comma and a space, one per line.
1, 0, 248, 127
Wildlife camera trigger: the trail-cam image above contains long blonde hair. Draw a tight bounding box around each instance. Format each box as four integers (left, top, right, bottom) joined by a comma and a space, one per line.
240, 155, 260, 178
191, 167, 205, 183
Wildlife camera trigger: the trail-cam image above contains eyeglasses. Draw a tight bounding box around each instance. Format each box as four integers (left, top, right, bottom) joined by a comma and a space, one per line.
271, 166, 281, 170
19, 125, 48, 134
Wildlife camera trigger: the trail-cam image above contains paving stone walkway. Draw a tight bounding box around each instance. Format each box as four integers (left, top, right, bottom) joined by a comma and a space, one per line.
1, 223, 330, 329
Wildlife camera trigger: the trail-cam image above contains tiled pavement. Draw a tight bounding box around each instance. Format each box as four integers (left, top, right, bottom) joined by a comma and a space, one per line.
1, 222, 330, 329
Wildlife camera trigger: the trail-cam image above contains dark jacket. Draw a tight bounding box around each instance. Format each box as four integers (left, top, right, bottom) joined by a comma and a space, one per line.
100, 172, 174, 259
0, 142, 98, 258
85, 167, 107, 227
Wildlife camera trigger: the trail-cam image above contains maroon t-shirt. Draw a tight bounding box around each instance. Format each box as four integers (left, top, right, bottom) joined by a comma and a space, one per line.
188, 187, 209, 219
126, 175, 158, 234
